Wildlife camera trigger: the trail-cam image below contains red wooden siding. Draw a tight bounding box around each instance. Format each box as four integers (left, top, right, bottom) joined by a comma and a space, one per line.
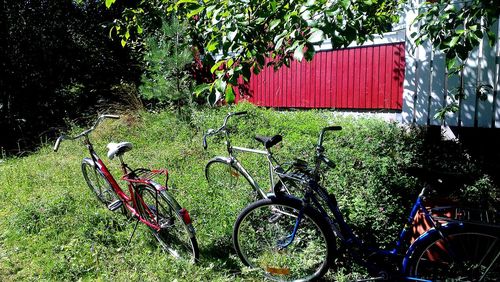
237, 42, 405, 110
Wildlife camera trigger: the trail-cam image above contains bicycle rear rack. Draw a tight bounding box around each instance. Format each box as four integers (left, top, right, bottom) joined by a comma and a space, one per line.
122, 168, 169, 186
430, 206, 499, 227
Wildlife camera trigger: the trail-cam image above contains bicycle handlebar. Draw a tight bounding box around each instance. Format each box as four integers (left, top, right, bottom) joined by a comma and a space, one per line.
317, 126, 342, 147
53, 114, 120, 152
202, 111, 247, 150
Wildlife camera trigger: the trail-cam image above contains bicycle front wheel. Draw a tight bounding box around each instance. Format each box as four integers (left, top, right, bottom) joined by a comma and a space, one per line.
136, 184, 199, 262
406, 224, 500, 281
81, 158, 120, 207
233, 196, 335, 281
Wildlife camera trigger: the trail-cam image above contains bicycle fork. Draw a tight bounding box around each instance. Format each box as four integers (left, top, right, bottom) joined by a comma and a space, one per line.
275, 207, 306, 249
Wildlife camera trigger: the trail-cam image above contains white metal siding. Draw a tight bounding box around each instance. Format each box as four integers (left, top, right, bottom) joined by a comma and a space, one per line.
402, 1, 500, 128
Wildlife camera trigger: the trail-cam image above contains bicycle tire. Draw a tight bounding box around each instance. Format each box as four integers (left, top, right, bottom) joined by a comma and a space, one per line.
233, 196, 335, 281
273, 178, 306, 198
136, 184, 199, 262
405, 223, 500, 281
81, 158, 120, 207
205, 158, 262, 202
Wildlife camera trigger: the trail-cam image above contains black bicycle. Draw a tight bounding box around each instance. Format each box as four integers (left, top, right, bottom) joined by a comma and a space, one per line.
233, 126, 500, 281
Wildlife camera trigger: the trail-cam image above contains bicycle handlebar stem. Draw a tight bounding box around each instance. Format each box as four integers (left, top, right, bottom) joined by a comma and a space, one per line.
312, 126, 342, 175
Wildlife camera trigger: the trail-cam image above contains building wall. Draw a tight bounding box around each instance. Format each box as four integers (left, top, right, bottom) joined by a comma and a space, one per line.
237, 1, 500, 128
239, 42, 405, 111
402, 2, 500, 128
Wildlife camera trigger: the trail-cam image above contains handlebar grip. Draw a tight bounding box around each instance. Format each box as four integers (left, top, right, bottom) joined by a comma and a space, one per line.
203, 134, 208, 150
233, 111, 247, 116
102, 114, 120, 119
323, 126, 342, 131
53, 136, 63, 152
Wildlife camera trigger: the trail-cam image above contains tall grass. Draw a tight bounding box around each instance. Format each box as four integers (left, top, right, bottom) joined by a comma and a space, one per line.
1, 103, 497, 281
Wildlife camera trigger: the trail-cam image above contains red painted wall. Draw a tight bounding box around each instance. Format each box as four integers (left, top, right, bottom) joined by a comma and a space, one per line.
237, 42, 405, 110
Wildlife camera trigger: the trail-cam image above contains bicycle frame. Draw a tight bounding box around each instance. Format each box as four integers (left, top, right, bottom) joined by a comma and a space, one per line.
204, 112, 285, 199
82, 135, 167, 232
279, 126, 469, 280
286, 174, 459, 280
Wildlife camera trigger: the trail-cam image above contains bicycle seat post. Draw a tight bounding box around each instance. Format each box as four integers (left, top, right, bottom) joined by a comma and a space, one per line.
118, 155, 129, 175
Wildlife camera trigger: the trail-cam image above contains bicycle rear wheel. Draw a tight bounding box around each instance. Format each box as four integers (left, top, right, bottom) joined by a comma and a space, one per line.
406, 224, 500, 281
136, 184, 199, 262
81, 158, 120, 207
233, 196, 335, 281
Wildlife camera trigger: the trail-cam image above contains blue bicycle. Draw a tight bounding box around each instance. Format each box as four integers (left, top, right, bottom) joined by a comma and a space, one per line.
233, 126, 500, 281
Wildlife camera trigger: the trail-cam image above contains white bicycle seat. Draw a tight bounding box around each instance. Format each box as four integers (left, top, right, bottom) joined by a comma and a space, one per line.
106, 142, 133, 160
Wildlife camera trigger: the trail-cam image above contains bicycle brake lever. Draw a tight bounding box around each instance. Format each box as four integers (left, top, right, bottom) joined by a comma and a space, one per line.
203, 134, 208, 150
103, 114, 120, 119
53, 136, 64, 152
320, 156, 336, 169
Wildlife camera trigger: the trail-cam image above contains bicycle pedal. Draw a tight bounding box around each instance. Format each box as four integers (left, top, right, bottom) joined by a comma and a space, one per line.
108, 200, 123, 212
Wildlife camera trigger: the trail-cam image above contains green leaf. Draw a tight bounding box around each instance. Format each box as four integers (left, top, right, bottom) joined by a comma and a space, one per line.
449, 36, 459, 48
207, 91, 217, 106
225, 86, 235, 104
446, 57, 456, 71
275, 37, 284, 50
487, 31, 496, 46
206, 39, 219, 52
121, 39, 126, 47
227, 30, 238, 42
193, 83, 210, 97
293, 43, 305, 61
304, 43, 315, 61
210, 60, 225, 74
270, 19, 281, 31
137, 25, 143, 34
187, 6, 204, 18
214, 79, 227, 97
175, 0, 199, 8
339, 0, 349, 9
105, 0, 116, 9
308, 28, 324, 43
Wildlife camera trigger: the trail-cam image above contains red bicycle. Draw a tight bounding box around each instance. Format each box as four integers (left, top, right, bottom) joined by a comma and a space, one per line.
54, 114, 199, 262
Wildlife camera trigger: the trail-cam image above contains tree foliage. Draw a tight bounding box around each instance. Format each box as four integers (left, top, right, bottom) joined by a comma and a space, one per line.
140, 18, 194, 109
412, 0, 499, 120
0, 0, 142, 155
107, 0, 401, 104
413, 0, 499, 72
175, 0, 400, 104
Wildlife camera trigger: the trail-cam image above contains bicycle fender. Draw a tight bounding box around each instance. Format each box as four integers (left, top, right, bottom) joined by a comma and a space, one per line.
148, 180, 166, 192
82, 157, 96, 167
204, 156, 233, 180
401, 223, 465, 272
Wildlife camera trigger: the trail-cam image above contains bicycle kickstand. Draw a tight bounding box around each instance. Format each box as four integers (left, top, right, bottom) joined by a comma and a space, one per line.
127, 219, 140, 247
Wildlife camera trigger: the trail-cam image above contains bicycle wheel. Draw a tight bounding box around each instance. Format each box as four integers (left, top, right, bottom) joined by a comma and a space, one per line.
233, 196, 335, 281
136, 184, 199, 262
81, 158, 120, 206
205, 158, 262, 204
406, 224, 500, 281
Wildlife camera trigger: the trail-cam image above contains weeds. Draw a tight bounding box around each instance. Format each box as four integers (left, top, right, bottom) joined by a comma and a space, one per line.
0, 103, 497, 281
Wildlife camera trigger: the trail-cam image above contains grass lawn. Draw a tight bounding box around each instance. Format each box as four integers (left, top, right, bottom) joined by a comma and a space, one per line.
1, 103, 496, 281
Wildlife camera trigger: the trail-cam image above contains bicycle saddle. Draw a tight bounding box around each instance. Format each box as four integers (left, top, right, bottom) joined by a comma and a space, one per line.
106, 142, 133, 160
255, 135, 282, 149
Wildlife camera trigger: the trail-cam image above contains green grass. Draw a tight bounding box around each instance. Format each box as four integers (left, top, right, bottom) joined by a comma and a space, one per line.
1, 103, 497, 281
